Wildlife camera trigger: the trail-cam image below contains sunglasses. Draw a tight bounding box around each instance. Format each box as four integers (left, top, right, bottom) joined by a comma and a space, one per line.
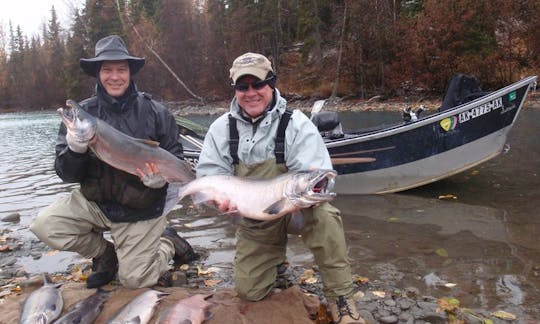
232, 76, 274, 92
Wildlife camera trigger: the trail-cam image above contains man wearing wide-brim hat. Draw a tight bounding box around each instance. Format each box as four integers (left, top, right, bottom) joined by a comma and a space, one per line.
31, 35, 199, 289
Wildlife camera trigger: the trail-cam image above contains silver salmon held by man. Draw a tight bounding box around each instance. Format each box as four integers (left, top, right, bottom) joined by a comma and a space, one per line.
58, 99, 195, 184
19, 274, 63, 324
178, 169, 337, 221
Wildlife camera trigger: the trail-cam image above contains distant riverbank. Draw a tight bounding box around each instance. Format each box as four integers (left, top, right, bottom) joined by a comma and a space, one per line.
1, 91, 538, 116
165, 91, 540, 116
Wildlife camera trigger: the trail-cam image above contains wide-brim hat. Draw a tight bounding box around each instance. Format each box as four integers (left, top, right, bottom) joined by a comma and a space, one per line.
229, 52, 273, 84
80, 35, 145, 77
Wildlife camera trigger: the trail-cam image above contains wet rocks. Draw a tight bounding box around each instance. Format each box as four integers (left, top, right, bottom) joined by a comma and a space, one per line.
1, 213, 20, 223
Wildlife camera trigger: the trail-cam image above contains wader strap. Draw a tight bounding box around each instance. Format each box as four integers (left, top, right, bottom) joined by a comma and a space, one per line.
228, 109, 292, 165
274, 109, 292, 164
228, 114, 240, 165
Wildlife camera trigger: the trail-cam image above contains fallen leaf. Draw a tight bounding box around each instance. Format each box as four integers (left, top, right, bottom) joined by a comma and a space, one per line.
299, 269, 315, 284
204, 279, 222, 286
0, 245, 11, 252
197, 265, 219, 276
438, 194, 457, 200
354, 276, 369, 285
46, 250, 59, 256
388, 217, 399, 222
372, 291, 386, 298
435, 248, 449, 257
444, 283, 457, 288
437, 297, 460, 312
305, 277, 318, 284
179, 264, 190, 271
491, 310, 516, 320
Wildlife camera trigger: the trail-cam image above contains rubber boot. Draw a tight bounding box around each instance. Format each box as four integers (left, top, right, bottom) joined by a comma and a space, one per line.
86, 240, 118, 289
161, 226, 199, 265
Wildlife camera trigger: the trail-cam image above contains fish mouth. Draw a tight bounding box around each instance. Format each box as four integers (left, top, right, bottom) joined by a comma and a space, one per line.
307, 169, 337, 199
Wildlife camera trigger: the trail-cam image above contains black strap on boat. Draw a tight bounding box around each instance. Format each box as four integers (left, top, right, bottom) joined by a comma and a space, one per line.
228, 109, 293, 165
274, 109, 292, 164
228, 114, 240, 165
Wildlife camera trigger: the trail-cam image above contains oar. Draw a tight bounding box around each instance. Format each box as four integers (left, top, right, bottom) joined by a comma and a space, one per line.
331, 157, 376, 165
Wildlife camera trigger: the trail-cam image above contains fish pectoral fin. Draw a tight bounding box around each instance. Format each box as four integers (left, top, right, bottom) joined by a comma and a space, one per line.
263, 198, 288, 215
135, 138, 161, 147
191, 192, 214, 205
127, 315, 142, 324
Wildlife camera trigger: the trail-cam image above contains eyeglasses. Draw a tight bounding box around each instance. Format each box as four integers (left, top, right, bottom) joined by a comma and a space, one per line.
232, 76, 274, 92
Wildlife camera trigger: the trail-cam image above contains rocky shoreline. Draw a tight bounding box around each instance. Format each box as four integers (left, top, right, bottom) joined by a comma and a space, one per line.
0, 225, 521, 323
165, 91, 540, 117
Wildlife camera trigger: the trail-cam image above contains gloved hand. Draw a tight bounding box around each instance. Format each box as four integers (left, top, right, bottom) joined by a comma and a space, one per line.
66, 131, 89, 154
137, 162, 167, 188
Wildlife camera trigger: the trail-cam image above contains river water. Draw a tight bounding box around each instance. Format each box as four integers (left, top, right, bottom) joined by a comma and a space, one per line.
1, 108, 539, 321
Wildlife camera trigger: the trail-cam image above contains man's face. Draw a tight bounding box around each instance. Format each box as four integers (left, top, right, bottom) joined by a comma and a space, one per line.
235, 75, 273, 118
99, 60, 130, 97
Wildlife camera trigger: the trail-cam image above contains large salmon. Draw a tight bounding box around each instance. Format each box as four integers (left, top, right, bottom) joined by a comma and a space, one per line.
106, 289, 168, 324
19, 274, 63, 324
157, 294, 213, 324
58, 99, 195, 184
178, 169, 337, 221
54, 289, 111, 324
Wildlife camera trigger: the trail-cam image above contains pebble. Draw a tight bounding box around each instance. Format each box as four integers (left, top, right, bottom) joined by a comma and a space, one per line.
1, 213, 20, 223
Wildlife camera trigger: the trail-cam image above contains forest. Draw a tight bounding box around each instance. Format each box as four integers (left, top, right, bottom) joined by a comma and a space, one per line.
0, 0, 539, 111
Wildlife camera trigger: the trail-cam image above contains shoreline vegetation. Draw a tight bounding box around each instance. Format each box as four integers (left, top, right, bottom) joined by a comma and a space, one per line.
2, 92, 538, 117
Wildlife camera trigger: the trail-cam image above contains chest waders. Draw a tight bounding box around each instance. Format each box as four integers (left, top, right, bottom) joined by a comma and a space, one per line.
227, 110, 354, 301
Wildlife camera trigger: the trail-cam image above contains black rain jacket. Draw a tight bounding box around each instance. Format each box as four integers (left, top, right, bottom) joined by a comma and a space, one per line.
54, 82, 184, 222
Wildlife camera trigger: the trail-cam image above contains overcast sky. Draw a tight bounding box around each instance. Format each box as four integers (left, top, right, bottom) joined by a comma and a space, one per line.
0, 0, 83, 37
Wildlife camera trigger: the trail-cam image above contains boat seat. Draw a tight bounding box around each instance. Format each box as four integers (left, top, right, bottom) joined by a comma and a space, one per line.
310, 111, 344, 139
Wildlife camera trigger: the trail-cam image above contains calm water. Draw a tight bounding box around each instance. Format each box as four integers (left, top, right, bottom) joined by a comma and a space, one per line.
1, 108, 539, 321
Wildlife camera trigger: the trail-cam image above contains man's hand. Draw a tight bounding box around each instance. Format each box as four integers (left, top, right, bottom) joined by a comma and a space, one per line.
136, 162, 167, 188
214, 198, 238, 214
66, 131, 89, 154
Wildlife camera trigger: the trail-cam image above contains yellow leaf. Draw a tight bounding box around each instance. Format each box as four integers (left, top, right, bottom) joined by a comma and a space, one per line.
204, 279, 222, 286
435, 248, 449, 257
491, 310, 516, 320
305, 277, 318, 284
437, 297, 460, 312
372, 291, 386, 298
179, 264, 190, 271
388, 217, 399, 222
46, 250, 59, 256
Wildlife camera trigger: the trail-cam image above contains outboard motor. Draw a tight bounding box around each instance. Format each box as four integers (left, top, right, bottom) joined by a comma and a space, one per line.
310, 111, 344, 139
439, 74, 488, 111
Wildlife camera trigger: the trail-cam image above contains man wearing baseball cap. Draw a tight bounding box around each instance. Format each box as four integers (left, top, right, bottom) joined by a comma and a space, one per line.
196, 52, 365, 323
31, 35, 198, 289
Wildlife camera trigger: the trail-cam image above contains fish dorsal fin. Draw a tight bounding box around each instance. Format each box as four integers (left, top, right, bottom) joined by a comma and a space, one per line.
263, 198, 288, 215
135, 138, 160, 147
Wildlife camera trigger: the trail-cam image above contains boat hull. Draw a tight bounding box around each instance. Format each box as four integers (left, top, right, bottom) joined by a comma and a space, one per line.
179, 76, 537, 195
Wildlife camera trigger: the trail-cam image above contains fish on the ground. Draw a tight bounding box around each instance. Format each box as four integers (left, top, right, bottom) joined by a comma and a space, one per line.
178, 169, 337, 221
106, 289, 168, 324
19, 273, 63, 324
58, 99, 195, 184
157, 294, 213, 324
54, 288, 111, 324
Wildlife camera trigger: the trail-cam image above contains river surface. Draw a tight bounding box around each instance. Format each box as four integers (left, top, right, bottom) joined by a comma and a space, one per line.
1, 108, 539, 321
